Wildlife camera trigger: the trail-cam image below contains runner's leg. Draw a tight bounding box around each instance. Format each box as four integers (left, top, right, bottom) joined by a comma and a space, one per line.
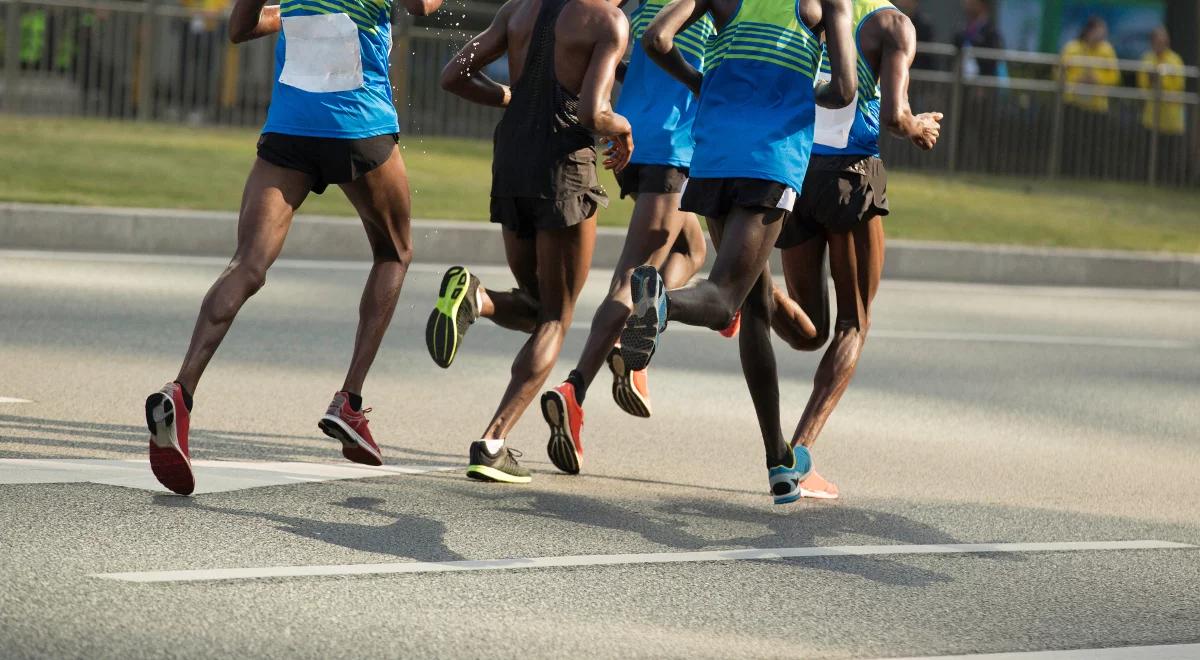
738, 270, 789, 466
175, 158, 311, 394
483, 219, 596, 439
792, 215, 885, 448
773, 236, 830, 351
336, 147, 414, 395
479, 229, 543, 334
659, 210, 707, 288
666, 206, 786, 331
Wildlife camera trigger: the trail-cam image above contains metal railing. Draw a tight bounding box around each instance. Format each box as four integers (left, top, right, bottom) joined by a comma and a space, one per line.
2, 0, 1198, 186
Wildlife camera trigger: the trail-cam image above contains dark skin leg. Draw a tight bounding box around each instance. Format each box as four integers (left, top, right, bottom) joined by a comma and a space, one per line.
792, 215, 885, 448
571, 192, 703, 389
175, 158, 311, 394
666, 205, 786, 331
481, 219, 597, 439
772, 236, 830, 351
336, 147, 415, 395
660, 207, 707, 289
739, 271, 789, 466
478, 230, 542, 334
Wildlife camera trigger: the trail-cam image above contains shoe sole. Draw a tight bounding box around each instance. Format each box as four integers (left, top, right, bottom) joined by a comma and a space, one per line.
426, 266, 474, 369
466, 465, 532, 484
620, 267, 662, 372
145, 392, 195, 496
318, 415, 383, 466
607, 349, 651, 418
799, 487, 840, 500
541, 391, 581, 475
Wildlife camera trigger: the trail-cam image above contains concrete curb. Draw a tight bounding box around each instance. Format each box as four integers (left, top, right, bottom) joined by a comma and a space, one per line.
2, 202, 1198, 289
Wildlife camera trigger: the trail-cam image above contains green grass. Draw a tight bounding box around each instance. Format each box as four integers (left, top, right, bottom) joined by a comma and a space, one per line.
1, 115, 1197, 253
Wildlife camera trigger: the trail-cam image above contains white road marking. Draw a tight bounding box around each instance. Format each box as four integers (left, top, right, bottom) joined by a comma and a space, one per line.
2, 249, 1195, 351
92, 540, 1193, 583
0, 458, 453, 495
887, 642, 1200, 659
0, 397, 33, 403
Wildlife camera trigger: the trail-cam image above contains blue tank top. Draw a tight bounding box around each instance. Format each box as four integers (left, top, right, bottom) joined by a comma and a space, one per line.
688, 0, 821, 192
616, 1, 714, 168
812, 0, 897, 158
263, 0, 399, 139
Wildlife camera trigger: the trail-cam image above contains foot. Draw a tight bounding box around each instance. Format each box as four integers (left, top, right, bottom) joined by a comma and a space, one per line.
719, 310, 742, 338
620, 265, 668, 371
767, 444, 813, 505
466, 441, 532, 484
799, 469, 839, 500
541, 383, 585, 474
607, 345, 651, 418
318, 391, 383, 466
426, 266, 481, 368
145, 382, 195, 495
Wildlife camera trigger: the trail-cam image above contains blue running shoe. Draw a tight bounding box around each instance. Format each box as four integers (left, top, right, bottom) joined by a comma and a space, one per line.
768, 445, 813, 505
620, 265, 668, 371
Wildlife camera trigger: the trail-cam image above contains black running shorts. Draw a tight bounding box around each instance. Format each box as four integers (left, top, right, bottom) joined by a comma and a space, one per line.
776, 155, 889, 250
679, 177, 797, 219
614, 164, 689, 199
256, 132, 399, 195
490, 188, 610, 240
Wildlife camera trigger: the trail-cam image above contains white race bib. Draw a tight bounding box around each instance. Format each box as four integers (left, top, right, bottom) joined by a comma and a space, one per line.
279, 14, 364, 94
813, 71, 857, 149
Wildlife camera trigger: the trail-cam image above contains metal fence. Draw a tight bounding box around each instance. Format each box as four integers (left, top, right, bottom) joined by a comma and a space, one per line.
2, 0, 1198, 186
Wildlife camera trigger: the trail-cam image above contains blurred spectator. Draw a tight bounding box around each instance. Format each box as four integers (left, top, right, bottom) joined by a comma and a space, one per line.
895, 0, 936, 70
955, 0, 1003, 77
178, 0, 230, 122
1137, 26, 1186, 136
1062, 16, 1119, 114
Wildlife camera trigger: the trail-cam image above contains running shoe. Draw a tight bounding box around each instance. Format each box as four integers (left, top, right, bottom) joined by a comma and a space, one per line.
541, 383, 585, 474
426, 266, 480, 369
145, 382, 194, 496
799, 470, 840, 500
620, 265, 668, 371
607, 345, 651, 418
318, 391, 383, 466
466, 441, 532, 484
719, 310, 742, 338
768, 444, 813, 505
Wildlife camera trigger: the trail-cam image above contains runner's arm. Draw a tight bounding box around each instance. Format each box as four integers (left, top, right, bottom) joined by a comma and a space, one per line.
877, 11, 941, 150
815, 0, 856, 109
579, 8, 634, 171
642, 0, 708, 95
228, 0, 279, 44
440, 2, 514, 107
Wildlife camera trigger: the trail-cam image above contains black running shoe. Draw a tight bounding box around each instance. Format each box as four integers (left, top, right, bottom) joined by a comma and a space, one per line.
466, 441, 532, 484
426, 266, 480, 369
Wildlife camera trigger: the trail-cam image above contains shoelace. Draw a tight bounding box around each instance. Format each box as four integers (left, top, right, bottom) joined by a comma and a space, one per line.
505, 448, 523, 460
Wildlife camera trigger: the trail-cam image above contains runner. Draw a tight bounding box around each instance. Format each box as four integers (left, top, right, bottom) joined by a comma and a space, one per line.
432, 0, 633, 482
537, 0, 716, 475
622, 0, 856, 503
143, 0, 440, 495
767, 0, 942, 500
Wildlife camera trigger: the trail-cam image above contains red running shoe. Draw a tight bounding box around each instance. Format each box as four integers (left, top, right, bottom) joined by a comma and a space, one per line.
145, 382, 195, 495
541, 382, 584, 474
318, 392, 383, 466
607, 345, 652, 418
719, 310, 742, 338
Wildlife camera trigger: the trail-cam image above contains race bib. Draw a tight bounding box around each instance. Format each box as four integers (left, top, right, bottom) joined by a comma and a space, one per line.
813, 71, 857, 149
279, 14, 364, 94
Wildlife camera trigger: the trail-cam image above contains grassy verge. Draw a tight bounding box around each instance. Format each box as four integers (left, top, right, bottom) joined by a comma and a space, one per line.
1, 115, 1196, 253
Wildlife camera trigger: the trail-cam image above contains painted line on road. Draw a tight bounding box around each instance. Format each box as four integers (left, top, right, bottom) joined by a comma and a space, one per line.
0, 397, 33, 404
93, 540, 1193, 584
887, 642, 1200, 659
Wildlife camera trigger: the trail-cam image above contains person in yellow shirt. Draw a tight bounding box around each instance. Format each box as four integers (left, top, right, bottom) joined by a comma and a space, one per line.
1137, 26, 1186, 136
1062, 16, 1120, 114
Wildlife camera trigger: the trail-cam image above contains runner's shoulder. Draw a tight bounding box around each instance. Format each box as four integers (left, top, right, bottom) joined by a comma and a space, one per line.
558, 0, 628, 41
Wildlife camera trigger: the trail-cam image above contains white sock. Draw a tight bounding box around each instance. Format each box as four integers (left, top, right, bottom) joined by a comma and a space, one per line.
482, 439, 504, 454
474, 286, 484, 316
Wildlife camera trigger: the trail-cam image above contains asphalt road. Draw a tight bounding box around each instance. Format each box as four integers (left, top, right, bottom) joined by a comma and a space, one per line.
1, 249, 1198, 659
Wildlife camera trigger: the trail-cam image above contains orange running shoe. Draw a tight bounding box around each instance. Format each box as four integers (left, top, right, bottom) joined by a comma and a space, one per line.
542, 382, 585, 474
719, 310, 742, 338
607, 345, 651, 418
798, 470, 840, 500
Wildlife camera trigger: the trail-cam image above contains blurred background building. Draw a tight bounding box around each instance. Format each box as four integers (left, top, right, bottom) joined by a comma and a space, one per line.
0, 0, 1197, 185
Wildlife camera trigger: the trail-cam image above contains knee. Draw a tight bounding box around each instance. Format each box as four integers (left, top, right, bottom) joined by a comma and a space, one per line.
228, 259, 268, 296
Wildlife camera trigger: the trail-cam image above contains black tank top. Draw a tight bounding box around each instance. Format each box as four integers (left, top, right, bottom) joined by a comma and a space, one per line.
491, 0, 599, 200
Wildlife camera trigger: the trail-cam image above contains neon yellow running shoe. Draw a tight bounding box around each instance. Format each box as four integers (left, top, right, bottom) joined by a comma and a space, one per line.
466, 441, 532, 484
426, 266, 481, 368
